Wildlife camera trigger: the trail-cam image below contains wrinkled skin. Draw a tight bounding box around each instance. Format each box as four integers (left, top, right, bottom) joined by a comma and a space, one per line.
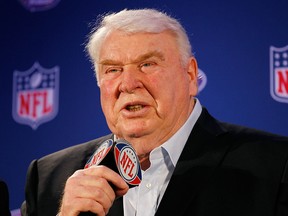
98, 30, 198, 158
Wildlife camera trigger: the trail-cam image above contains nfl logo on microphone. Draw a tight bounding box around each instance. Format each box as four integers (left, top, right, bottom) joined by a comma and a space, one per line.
270, 45, 288, 103
12, 62, 60, 129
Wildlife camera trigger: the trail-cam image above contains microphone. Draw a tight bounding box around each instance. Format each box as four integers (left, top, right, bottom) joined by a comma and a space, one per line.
114, 139, 142, 187
80, 139, 142, 215
85, 139, 142, 188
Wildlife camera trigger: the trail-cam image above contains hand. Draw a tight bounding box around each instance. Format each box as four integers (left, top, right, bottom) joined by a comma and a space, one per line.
58, 165, 129, 216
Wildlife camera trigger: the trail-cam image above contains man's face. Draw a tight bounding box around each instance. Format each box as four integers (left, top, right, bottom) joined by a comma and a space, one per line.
97, 30, 198, 152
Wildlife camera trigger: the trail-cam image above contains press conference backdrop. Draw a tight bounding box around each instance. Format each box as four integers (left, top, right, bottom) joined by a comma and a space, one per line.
1, 0, 287, 213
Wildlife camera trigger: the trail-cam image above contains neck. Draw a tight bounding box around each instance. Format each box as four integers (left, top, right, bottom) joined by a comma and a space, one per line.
138, 153, 151, 171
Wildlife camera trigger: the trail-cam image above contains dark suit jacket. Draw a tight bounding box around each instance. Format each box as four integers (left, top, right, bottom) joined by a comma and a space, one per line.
21, 107, 288, 216
0, 180, 11, 216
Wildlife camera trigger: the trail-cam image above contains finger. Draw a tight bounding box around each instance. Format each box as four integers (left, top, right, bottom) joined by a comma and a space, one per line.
61, 178, 110, 215
83, 166, 129, 194
66, 172, 115, 210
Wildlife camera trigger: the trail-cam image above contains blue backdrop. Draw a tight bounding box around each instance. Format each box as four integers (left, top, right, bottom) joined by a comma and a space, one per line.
1, 0, 287, 213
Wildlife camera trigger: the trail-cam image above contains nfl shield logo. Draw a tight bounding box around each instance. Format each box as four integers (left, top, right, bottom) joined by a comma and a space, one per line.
12, 62, 60, 129
270, 45, 288, 103
114, 140, 142, 187
84, 139, 114, 169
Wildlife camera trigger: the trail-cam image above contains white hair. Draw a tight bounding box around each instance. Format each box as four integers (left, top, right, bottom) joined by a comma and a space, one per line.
86, 8, 193, 83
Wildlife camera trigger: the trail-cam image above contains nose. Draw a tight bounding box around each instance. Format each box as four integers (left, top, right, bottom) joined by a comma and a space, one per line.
119, 65, 143, 93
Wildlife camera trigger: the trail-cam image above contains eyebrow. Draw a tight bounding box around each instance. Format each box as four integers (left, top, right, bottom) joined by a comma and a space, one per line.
98, 50, 165, 66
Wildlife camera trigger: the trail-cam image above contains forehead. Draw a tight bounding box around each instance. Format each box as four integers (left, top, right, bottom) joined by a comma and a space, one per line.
98, 30, 179, 63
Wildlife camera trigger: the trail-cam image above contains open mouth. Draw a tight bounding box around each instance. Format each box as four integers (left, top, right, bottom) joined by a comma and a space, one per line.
126, 104, 144, 111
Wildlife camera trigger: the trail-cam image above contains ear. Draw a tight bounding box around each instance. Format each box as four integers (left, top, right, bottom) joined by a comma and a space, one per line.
187, 57, 198, 96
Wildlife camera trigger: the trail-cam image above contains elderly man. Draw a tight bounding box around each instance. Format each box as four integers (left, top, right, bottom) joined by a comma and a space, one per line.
21, 8, 288, 216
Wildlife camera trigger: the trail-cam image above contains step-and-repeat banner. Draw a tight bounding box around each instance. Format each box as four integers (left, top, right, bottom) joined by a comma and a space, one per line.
1, 0, 287, 214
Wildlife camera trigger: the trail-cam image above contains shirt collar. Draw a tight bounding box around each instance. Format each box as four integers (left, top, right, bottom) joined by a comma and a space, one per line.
160, 98, 202, 167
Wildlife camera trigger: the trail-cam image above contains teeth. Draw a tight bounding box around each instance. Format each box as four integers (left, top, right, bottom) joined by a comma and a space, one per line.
126, 105, 143, 111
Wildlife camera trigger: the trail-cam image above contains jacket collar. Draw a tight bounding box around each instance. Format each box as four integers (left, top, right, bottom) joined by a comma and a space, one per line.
155, 107, 230, 215
108, 107, 230, 216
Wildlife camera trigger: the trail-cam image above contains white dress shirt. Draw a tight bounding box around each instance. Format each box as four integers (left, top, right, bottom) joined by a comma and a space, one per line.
123, 98, 202, 216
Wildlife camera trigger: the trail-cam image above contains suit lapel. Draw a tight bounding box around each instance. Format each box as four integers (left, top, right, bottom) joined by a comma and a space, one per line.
156, 107, 231, 215
107, 107, 231, 216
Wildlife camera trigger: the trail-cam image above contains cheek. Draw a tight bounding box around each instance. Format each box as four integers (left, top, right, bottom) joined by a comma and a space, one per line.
100, 79, 118, 96
158, 73, 189, 106
100, 81, 118, 110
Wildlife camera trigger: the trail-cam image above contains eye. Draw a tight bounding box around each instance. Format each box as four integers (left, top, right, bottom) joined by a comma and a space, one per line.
138, 61, 157, 73
140, 62, 154, 67
105, 67, 123, 74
